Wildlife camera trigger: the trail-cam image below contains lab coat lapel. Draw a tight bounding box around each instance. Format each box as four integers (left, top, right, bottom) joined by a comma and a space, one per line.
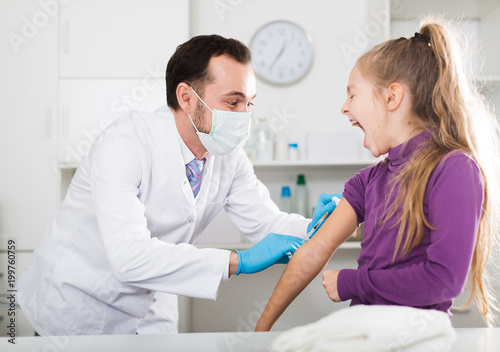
182, 175, 196, 209
194, 156, 214, 210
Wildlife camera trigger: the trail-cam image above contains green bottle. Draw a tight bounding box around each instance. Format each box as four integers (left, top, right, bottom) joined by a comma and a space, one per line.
294, 174, 309, 217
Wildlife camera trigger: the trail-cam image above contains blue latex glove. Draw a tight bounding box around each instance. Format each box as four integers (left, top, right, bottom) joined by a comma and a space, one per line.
235, 233, 305, 275
307, 193, 343, 237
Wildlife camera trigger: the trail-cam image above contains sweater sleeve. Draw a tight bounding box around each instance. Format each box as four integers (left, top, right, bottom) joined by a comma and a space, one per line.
342, 163, 382, 226
338, 153, 483, 306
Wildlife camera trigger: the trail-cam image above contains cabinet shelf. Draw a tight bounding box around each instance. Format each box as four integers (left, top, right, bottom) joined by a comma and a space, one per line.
195, 240, 361, 250
252, 159, 379, 168
59, 160, 381, 171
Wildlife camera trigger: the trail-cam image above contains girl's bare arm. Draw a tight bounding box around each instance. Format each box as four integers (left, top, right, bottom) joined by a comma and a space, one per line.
255, 198, 358, 331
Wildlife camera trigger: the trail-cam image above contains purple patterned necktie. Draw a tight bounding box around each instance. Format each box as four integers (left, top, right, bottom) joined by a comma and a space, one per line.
187, 158, 205, 198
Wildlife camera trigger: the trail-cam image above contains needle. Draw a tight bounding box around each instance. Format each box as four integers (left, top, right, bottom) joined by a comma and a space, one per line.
285, 214, 328, 260
305, 196, 340, 240
286, 196, 340, 258
305, 212, 329, 240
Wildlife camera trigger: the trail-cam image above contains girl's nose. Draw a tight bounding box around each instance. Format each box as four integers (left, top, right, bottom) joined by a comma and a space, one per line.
341, 100, 349, 115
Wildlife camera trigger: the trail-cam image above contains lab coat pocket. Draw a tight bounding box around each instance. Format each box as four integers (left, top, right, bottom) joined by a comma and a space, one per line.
107, 283, 154, 318
42, 250, 116, 334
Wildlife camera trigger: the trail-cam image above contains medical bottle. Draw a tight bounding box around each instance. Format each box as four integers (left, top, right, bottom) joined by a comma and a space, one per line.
255, 117, 274, 162
281, 186, 292, 213
274, 132, 288, 161
294, 174, 309, 217
288, 143, 299, 161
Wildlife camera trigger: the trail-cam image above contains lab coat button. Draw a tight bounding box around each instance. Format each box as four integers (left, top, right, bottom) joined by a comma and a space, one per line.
188, 218, 194, 223
146, 290, 151, 294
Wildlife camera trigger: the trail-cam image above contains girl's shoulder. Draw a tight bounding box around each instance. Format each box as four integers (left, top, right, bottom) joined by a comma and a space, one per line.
430, 150, 482, 186
346, 157, 391, 191
437, 150, 480, 172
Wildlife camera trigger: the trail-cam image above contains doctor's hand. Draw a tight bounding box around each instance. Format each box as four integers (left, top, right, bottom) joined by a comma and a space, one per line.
234, 233, 305, 275
307, 193, 343, 237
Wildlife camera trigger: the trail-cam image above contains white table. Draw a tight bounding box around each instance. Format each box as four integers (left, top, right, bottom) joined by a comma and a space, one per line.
1, 329, 499, 351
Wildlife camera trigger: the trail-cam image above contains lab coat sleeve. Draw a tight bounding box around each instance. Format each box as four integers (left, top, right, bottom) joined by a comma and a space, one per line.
89, 123, 229, 300
337, 154, 483, 307
223, 150, 309, 242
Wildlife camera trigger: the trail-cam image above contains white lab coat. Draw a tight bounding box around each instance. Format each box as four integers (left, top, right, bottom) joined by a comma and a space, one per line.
18, 105, 308, 335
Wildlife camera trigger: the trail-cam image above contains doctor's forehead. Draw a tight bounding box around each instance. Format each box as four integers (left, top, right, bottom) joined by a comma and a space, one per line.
207, 56, 256, 98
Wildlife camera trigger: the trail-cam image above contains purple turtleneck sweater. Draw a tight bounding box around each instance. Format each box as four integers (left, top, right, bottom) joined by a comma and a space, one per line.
338, 130, 483, 314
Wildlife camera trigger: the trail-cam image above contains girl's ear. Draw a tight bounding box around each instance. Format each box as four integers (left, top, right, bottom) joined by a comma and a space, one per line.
386, 82, 405, 111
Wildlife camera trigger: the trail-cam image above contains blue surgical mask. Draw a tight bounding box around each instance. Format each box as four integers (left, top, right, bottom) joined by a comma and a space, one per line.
188, 87, 253, 156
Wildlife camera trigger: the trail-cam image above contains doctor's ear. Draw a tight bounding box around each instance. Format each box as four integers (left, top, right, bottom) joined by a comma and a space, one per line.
385, 82, 405, 111
176, 82, 194, 113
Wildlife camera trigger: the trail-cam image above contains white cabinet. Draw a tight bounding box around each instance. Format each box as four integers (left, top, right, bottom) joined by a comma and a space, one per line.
59, 0, 189, 78
0, 304, 34, 337
58, 78, 166, 164
0, 0, 59, 250
0, 252, 35, 336
57, 0, 189, 165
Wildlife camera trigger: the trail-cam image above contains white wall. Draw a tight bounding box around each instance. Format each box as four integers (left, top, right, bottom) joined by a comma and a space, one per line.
480, 3, 500, 77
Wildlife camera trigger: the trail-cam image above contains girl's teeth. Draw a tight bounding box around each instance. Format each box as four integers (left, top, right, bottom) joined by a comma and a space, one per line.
352, 122, 360, 127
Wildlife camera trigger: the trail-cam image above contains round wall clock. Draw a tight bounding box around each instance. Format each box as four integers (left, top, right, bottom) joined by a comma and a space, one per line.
250, 20, 313, 85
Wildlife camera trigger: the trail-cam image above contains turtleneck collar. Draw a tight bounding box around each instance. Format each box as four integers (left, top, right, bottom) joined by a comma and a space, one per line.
386, 129, 433, 170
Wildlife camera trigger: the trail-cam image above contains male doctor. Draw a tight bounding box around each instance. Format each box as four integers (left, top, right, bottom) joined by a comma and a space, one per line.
18, 35, 338, 335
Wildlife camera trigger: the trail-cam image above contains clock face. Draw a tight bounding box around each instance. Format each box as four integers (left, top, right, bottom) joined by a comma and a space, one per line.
250, 21, 313, 85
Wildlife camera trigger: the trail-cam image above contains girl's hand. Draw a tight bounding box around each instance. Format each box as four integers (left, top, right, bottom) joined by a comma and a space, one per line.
322, 269, 341, 302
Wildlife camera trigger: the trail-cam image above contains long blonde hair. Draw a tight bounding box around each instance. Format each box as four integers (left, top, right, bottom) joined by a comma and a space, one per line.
358, 19, 500, 326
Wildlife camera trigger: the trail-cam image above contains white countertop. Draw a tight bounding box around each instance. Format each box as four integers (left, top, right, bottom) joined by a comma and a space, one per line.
1, 328, 500, 352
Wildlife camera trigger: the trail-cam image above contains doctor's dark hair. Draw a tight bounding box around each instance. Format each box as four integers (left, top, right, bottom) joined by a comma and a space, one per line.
358, 19, 500, 326
165, 34, 252, 111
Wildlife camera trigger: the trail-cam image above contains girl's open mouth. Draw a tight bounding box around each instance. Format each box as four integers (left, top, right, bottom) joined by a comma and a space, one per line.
350, 119, 362, 128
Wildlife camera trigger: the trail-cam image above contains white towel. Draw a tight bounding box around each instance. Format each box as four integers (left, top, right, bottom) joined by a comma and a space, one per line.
271, 305, 456, 352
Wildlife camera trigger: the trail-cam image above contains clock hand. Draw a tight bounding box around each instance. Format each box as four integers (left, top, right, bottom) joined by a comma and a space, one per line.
269, 39, 287, 72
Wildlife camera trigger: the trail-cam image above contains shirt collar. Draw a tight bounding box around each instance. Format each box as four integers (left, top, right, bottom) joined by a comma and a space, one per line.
179, 138, 196, 166
387, 129, 432, 168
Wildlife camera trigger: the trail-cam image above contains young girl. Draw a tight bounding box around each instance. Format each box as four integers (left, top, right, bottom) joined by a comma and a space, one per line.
255, 20, 500, 331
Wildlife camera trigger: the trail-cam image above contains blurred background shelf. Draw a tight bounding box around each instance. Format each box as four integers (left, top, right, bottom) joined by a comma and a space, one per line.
252, 159, 379, 168
195, 240, 362, 251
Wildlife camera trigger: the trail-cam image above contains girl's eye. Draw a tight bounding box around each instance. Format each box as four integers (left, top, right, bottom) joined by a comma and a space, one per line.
247, 102, 254, 107
228, 101, 237, 107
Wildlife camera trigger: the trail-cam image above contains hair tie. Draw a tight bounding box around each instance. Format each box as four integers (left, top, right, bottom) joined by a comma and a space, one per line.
412, 32, 431, 45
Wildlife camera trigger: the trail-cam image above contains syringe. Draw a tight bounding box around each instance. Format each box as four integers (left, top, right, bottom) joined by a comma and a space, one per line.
304, 196, 341, 241
287, 196, 341, 258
